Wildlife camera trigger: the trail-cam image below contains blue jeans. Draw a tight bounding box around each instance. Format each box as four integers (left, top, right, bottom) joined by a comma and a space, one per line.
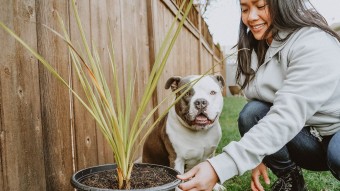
238, 100, 340, 180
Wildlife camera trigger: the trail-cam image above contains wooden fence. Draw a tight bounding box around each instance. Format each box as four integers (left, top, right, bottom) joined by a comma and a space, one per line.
0, 0, 224, 190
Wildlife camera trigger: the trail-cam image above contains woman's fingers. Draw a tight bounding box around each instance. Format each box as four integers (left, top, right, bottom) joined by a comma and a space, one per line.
177, 166, 198, 181
251, 170, 264, 191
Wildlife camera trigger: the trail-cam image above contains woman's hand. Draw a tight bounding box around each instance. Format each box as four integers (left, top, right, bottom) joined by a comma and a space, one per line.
251, 163, 270, 191
177, 161, 219, 191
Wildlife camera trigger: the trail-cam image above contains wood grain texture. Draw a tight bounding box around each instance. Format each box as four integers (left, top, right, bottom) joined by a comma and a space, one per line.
0, 0, 222, 190
68, 0, 99, 171
0, 0, 46, 190
35, 0, 74, 190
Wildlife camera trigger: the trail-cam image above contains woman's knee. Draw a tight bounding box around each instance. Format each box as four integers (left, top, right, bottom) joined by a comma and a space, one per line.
238, 100, 272, 136
327, 131, 340, 180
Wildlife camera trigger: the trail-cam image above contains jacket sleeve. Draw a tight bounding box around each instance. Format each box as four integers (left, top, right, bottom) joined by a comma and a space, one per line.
208, 27, 340, 183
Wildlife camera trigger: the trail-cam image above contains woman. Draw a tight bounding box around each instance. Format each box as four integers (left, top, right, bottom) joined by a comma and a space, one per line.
177, 0, 340, 190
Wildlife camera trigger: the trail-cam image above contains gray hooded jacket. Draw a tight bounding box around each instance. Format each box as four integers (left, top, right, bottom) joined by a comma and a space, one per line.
208, 27, 340, 183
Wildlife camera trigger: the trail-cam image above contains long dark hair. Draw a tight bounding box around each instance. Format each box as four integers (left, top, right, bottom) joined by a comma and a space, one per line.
235, 0, 340, 89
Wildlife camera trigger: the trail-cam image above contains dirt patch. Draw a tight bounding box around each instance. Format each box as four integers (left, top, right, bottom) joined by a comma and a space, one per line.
80, 164, 178, 189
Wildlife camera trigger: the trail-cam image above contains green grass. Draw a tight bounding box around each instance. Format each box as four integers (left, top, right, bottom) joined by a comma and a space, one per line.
218, 97, 340, 191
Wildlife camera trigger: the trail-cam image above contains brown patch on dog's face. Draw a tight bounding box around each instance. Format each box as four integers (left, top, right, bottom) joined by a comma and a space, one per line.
175, 86, 195, 127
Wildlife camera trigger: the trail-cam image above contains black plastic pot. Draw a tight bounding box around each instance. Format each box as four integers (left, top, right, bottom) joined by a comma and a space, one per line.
71, 163, 181, 191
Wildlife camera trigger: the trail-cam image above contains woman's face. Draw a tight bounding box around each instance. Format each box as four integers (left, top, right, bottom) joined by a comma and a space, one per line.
240, 0, 272, 43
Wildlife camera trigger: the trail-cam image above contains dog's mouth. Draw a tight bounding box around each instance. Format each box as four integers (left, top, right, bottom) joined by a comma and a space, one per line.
193, 113, 212, 126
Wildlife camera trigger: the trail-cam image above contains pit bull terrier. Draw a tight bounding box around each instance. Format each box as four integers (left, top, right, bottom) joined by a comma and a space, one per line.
142, 75, 225, 190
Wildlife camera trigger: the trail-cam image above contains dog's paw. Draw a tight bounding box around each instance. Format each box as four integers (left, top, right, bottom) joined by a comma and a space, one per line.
213, 183, 227, 191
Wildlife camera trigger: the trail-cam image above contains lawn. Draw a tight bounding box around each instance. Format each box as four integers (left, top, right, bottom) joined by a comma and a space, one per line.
218, 97, 340, 191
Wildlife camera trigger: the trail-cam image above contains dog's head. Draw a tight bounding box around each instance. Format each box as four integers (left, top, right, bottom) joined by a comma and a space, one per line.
165, 75, 225, 131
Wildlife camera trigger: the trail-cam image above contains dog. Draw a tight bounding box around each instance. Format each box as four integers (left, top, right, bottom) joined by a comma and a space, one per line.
142, 75, 225, 190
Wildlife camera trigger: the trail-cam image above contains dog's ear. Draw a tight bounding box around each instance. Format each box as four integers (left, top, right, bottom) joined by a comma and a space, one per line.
165, 76, 182, 91
212, 75, 225, 89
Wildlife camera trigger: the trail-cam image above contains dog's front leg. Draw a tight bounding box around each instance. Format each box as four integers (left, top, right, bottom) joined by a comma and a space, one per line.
173, 157, 185, 174
172, 158, 185, 191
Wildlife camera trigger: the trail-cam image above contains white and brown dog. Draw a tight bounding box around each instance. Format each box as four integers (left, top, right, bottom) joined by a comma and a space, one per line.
143, 75, 225, 190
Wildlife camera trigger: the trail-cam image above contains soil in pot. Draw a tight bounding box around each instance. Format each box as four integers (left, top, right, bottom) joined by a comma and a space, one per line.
80, 164, 178, 189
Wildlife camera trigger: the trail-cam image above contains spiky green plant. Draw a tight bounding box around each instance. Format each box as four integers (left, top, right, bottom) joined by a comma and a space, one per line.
0, 0, 197, 189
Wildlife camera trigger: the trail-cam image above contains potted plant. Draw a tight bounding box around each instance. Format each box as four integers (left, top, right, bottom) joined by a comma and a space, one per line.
0, 0, 197, 190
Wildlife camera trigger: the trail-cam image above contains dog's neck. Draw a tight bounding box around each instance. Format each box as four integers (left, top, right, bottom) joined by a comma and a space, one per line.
169, 107, 191, 129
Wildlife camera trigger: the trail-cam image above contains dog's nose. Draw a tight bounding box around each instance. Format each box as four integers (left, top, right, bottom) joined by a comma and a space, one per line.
194, 98, 208, 110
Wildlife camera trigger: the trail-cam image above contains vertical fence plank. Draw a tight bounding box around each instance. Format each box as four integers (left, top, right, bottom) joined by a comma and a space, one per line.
35, 0, 74, 190
69, 0, 100, 171
191, 33, 200, 74
104, 0, 126, 163
90, 0, 117, 164
90, 0, 111, 165
132, 0, 153, 159
147, 0, 160, 126
0, 0, 46, 190
156, 0, 172, 111
119, 0, 153, 160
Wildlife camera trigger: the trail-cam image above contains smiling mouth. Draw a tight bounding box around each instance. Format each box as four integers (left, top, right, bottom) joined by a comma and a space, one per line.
251, 23, 265, 31
193, 113, 212, 126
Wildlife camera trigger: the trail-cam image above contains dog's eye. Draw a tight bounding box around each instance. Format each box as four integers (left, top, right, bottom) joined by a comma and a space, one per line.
185, 92, 191, 97
210, 91, 216, 95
